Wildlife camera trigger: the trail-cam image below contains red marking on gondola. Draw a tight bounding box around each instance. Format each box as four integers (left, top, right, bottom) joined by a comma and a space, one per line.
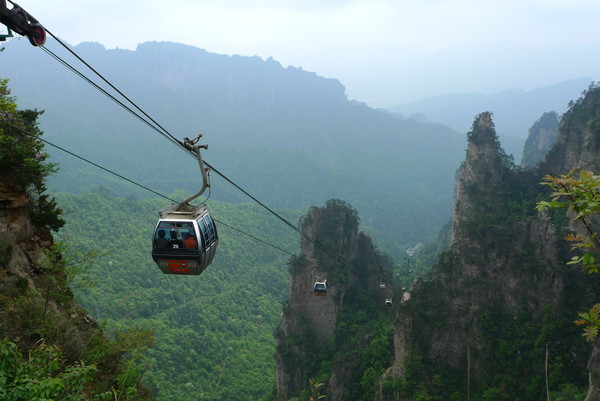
170, 267, 191, 273
167, 260, 190, 272
167, 260, 188, 267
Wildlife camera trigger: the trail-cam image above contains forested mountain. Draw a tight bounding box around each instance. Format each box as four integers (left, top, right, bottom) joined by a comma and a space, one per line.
5, 33, 600, 401
275, 200, 395, 401
1, 39, 466, 261
376, 85, 600, 400
54, 190, 300, 400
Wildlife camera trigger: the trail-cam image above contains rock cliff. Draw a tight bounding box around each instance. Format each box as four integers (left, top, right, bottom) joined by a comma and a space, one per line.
521, 111, 559, 168
275, 199, 394, 400
544, 84, 600, 174
379, 97, 600, 400
547, 84, 600, 401
0, 83, 150, 398
0, 176, 88, 348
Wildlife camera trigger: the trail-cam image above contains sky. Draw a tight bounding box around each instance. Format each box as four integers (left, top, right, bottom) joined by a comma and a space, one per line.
3, 0, 600, 107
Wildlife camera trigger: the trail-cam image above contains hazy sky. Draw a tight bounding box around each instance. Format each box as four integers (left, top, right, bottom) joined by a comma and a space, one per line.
3, 0, 600, 107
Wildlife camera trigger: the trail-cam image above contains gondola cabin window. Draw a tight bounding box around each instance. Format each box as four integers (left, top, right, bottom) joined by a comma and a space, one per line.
197, 214, 217, 249
153, 221, 196, 249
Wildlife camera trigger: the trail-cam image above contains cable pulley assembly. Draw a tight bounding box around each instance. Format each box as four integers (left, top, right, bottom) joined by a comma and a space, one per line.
0, 0, 45, 46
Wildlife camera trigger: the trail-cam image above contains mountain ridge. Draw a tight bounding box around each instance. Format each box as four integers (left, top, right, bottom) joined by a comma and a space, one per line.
388, 77, 593, 160
1, 38, 466, 261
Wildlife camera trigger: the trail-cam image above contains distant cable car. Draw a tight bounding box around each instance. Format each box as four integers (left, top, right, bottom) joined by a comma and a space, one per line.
152, 135, 218, 275
384, 298, 393, 308
379, 283, 386, 289
313, 281, 327, 296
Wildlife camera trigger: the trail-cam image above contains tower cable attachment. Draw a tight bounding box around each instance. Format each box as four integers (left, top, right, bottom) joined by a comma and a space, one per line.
0, 0, 45, 45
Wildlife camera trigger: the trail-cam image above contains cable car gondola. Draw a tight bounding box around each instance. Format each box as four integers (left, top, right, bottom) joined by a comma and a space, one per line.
152, 135, 218, 275
384, 298, 393, 308
313, 281, 327, 296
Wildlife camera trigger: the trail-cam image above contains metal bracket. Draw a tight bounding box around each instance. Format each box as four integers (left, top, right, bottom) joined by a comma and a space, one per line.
181, 134, 210, 205
0, 26, 13, 41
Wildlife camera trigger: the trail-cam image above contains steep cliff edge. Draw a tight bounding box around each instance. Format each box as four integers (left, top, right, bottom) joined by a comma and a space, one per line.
521, 111, 559, 168
380, 105, 600, 400
544, 84, 600, 173
275, 199, 395, 401
0, 176, 152, 399
0, 81, 150, 399
0, 177, 98, 361
543, 84, 600, 401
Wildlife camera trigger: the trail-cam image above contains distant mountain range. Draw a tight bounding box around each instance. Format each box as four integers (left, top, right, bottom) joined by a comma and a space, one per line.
387, 77, 592, 159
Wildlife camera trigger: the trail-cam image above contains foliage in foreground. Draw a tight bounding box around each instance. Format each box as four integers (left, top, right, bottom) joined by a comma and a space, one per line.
537, 168, 600, 341
0, 80, 150, 399
0, 78, 64, 231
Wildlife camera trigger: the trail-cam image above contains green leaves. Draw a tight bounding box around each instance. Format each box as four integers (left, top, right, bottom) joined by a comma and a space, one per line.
537, 168, 600, 339
0, 80, 64, 231
574, 304, 600, 341
537, 169, 600, 273
0, 339, 98, 400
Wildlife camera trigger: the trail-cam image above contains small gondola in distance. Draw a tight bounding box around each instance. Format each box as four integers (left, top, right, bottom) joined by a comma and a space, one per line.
314, 281, 327, 296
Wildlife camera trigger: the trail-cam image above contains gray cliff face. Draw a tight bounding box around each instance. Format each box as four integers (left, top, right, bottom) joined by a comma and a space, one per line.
545, 86, 600, 174
0, 176, 52, 280
275, 200, 393, 401
451, 112, 509, 243
541, 86, 600, 401
382, 111, 576, 400
521, 111, 559, 168
0, 177, 100, 361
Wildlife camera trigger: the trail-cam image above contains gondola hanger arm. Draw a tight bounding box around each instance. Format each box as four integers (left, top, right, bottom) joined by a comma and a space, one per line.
181, 134, 210, 205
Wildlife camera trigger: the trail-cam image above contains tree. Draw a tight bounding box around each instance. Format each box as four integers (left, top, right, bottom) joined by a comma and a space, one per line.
537, 168, 600, 340
0, 79, 64, 231
309, 378, 327, 401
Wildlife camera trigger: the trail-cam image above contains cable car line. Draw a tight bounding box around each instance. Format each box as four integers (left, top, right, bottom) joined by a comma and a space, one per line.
42, 28, 179, 147
0, 118, 178, 203
212, 219, 297, 258
1, 118, 299, 260
35, 33, 346, 265
40, 45, 183, 150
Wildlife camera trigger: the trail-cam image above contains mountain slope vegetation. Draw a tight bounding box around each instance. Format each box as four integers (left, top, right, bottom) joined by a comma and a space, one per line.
1, 39, 465, 261
54, 189, 301, 400
0, 80, 150, 400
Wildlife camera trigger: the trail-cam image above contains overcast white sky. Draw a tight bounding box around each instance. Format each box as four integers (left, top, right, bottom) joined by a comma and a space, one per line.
4, 0, 600, 107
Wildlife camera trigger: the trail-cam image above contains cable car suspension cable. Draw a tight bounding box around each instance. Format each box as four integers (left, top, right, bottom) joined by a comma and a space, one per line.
33, 31, 347, 265
0, 118, 298, 258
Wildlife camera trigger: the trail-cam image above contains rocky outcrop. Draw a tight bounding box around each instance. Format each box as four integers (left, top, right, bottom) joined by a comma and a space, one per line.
0, 178, 102, 361
521, 111, 559, 168
544, 84, 600, 173
380, 105, 600, 400
546, 85, 600, 401
451, 112, 510, 243
275, 199, 394, 400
